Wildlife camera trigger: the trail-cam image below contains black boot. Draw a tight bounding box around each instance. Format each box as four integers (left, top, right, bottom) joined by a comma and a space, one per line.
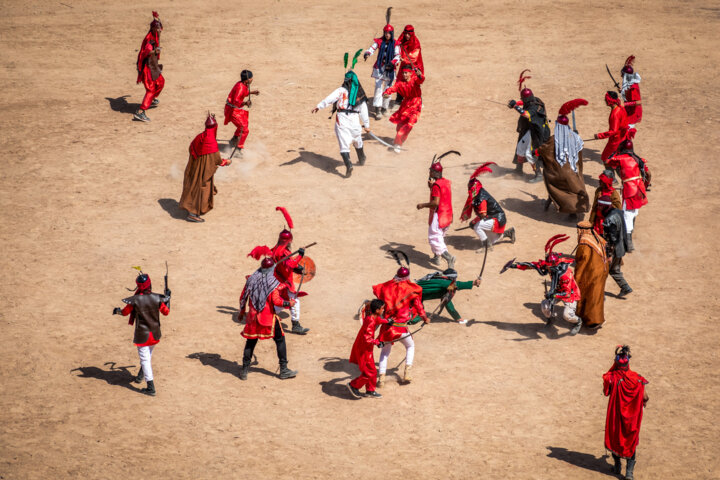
513, 160, 524, 176
340, 152, 353, 178
239, 364, 250, 381
618, 285, 633, 298
528, 163, 543, 183
291, 320, 309, 335
503, 227, 516, 244
278, 364, 297, 380
134, 367, 144, 384
611, 454, 622, 474
355, 146, 366, 166
626, 232, 635, 252
624, 456, 636, 479
140, 380, 156, 396
229, 135, 239, 149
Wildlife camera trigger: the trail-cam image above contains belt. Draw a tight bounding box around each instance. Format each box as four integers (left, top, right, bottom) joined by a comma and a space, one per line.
337, 108, 359, 114
226, 101, 247, 110
622, 176, 641, 183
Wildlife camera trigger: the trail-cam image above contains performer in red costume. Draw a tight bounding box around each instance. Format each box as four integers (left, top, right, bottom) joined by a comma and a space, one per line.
248, 207, 309, 334
588, 169, 622, 235
594, 91, 629, 164
383, 65, 424, 152
347, 299, 391, 398
238, 257, 298, 380
603, 345, 649, 480
224, 70, 259, 157
134, 12, 164, 123
460, 162, 516, 250
363, 8, 400, 119
112, 270, 171, 396
373, 256, 429, 386
606, 140, 650, 252
417, 152, 458, 269
179, 114, 232, 222
620, 56, 642, 134
502, 234, 582, 334
392, 25, 423, 108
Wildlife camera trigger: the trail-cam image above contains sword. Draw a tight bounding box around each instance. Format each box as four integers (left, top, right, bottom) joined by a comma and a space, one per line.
571, 111, 577, 134
229, 125, 243, 159
455, 225, 472, 231
605, 64, 621, 92
478, 241, 489, 279
485, 99, 508, 106
582, 138, 601, 142
276, 242, 317, 264
367, 131, 403, 150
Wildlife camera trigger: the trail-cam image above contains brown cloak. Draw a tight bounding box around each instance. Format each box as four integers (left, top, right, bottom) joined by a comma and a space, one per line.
179, 151, 223, 215
537, 136, 589, 214
575, 222, 609, 327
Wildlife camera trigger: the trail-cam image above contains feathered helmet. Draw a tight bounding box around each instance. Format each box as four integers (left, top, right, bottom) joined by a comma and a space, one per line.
622, 139, 634, 151
430, 150, 461, 178
205, 112, 217, 129
556, 98, 588, 126
246, 245, 276, 270
544, 234, 569, 266
389, 250, 410, 279
614, 344, 631, 366
518, 69, 533, 99
131, 266, 152, 293
150, 11, 163, 30
383, 7, 394, 33
467, 162, 496, 190
621, 55, 635, 75
276, 206, 294, 242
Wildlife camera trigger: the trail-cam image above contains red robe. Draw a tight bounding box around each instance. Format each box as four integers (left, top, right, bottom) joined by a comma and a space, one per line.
430, 178, 453, 229
240, 283, 288, 339
224, 82, 250, 144
623, 84, 642, 124
349, 308, 389, 392
397, 33, 423, 74
606, 153, 648, 210
555, 261, 581, 303
603, 365, 648, 458
136, 31, 160, 83
597, 106, 629, 163
384, 73, 424, 126
271, 242, 302, 297
373, 279, 426, 343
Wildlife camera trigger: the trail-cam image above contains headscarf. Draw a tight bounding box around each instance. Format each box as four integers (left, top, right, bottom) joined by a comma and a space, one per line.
376, 29, 396, 78
577, 221, 608, 261
621, 72, 641, 100
341, 71, 367, 108
554, 123, 584, 172
240, 267, 280, 311
605, 91, 621, 106
189, 125, 219, 159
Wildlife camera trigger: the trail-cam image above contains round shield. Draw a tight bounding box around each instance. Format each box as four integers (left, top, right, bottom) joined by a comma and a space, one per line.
292, 256, 316, 284
540, 299, 554, 319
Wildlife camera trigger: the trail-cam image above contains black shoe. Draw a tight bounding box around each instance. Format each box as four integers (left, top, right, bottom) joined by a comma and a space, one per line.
239, 365, 249, 381
365, 390, 382, 398
340, 152, 353, 178
626, 232, 635, 252
503, 227, 516, 244
569, 321, 582, 335
528, 166, 543, 183
624, 457, 636, 480
278, 366, 297, 380
229, 136, 238, 149
347, 383, 362, 398
355, 147, 366, 166
151, 98, 159, 107
513, 161, 524, 176
133, 111, 150, 122
618, 286, 633, 298
134, 368, 144, 384
612, 454, 622, 475
544, 198, 552, 211
291, 321, 309, 335
140, 380, 156, 396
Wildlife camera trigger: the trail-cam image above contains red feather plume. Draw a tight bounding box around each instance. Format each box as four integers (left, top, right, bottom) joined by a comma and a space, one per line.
247, 245, 272, 260
544, 234, 569, 253
152, 11, 160, 18
517, 69, 531, 92
470, 162, 496, 180
558, 98, 588, 116
624, 55, 635, 68
275, 206, 293, 229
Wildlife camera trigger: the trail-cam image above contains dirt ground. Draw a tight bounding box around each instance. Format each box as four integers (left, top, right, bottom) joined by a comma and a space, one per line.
1, 0, 719, 478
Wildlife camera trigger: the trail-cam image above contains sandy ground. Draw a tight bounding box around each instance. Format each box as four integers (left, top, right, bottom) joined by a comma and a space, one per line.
1, 0, 719, 478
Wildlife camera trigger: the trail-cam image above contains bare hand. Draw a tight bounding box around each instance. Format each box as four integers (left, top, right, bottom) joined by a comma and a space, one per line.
416, 203, 424, 210
473, 278, 482, 287
422, 316, 430, 324
382, 94, 390, 98
251, 90, 260, 95
594, 134, 599, 140
311, 107, 319, 114
223, 158, 232, 167
288, 299, 297, 307
363, 127, 371, 134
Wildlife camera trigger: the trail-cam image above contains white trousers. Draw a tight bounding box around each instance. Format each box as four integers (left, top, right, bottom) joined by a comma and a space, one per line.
275, 298, 300, 323
623, 206, 639, 234
373, 74, 392, 109
515, 130, 535, 165
137, 345, 156, 381
562, 301, 580, 324
473, 218, 502, 244
428, 212, 449, 256
334, 113, 363, 153
378, 336, 415, 374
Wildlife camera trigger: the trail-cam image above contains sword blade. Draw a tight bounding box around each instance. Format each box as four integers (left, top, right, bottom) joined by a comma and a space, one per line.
605, 64, 621, 91
368, 131, 400, 150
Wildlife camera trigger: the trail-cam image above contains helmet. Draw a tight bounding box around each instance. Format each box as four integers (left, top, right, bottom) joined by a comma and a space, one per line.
150, 19, 162, 31
136, 273, 152, 291
279, 229, 293, 241
520, 88, 533, 99
623, 139, 634, 151
396, 266, 410, 278
556, 115, 569, 125
545, 252, 559, 265
261, 257, 275, 269
383, 24, 394, 33
540, 299, 554, 319
205, 114, 217, 129
430, 163, 443, 173
467, 177, 481, 191
621, 65, 634, 75
241, 69, 253, 82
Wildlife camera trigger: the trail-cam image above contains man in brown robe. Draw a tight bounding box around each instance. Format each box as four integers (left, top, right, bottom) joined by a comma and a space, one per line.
179, 114, 231, 222
588, 170, 623, 235
575, 221, 609, 329
536, 99, 590, 218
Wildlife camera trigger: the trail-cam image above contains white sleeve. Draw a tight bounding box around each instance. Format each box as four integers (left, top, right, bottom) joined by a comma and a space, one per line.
317, 87, 343, 110
366, 41, 379, 56
359, 102, 370, 129
392, 44, 401, 64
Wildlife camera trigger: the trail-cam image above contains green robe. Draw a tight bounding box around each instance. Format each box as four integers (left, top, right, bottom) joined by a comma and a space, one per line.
417, 278, 474, 321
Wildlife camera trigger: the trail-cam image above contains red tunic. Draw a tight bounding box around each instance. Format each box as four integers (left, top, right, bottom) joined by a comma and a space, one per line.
240, 284, 288, 339
597, 106, 629, 162
224, 82, 249, 125
429, 178, 453, 229
350, 310, 388, 365
607, 154, 648, 210
136, 31, 159, 83
623, 84, 642, 124
372, 279, 426, 343
271, 243, 301, 295
397, 34, 423, 74
603, 365, 648, 458
384, 73, 424, 126
555, 261, 581, 303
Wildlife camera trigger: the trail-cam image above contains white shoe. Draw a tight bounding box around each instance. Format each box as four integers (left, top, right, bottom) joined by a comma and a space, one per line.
457, 319, 468, 325
393, 144, 402, 153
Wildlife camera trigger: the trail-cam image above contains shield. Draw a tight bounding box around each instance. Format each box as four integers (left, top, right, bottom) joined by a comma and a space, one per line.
292, 256, 316, 284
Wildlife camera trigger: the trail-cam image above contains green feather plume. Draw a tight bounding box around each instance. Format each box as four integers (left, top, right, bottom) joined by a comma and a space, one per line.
343, 52, 349, 69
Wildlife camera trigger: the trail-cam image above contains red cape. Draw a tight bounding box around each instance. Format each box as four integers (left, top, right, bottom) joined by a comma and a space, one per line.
603, 365, 648, 458
189, 125, 219, 159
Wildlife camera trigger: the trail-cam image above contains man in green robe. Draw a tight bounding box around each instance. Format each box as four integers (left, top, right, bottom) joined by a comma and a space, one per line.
416, 269, 481, 324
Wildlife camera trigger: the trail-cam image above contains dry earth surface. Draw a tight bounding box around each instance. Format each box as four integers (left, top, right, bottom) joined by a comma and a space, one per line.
1, 0, 719, 478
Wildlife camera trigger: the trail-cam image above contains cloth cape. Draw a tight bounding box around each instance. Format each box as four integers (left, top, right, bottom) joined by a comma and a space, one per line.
536, 135, 590, 214
603, 364, 648, 458
240, 268, 280, 312
575, 225, 609, 327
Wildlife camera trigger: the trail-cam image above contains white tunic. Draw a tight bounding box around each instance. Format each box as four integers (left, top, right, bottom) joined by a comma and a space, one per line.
316, 87, 370, 153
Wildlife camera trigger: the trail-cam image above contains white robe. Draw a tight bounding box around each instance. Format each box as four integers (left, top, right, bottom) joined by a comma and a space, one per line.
316, 87, 370, 153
